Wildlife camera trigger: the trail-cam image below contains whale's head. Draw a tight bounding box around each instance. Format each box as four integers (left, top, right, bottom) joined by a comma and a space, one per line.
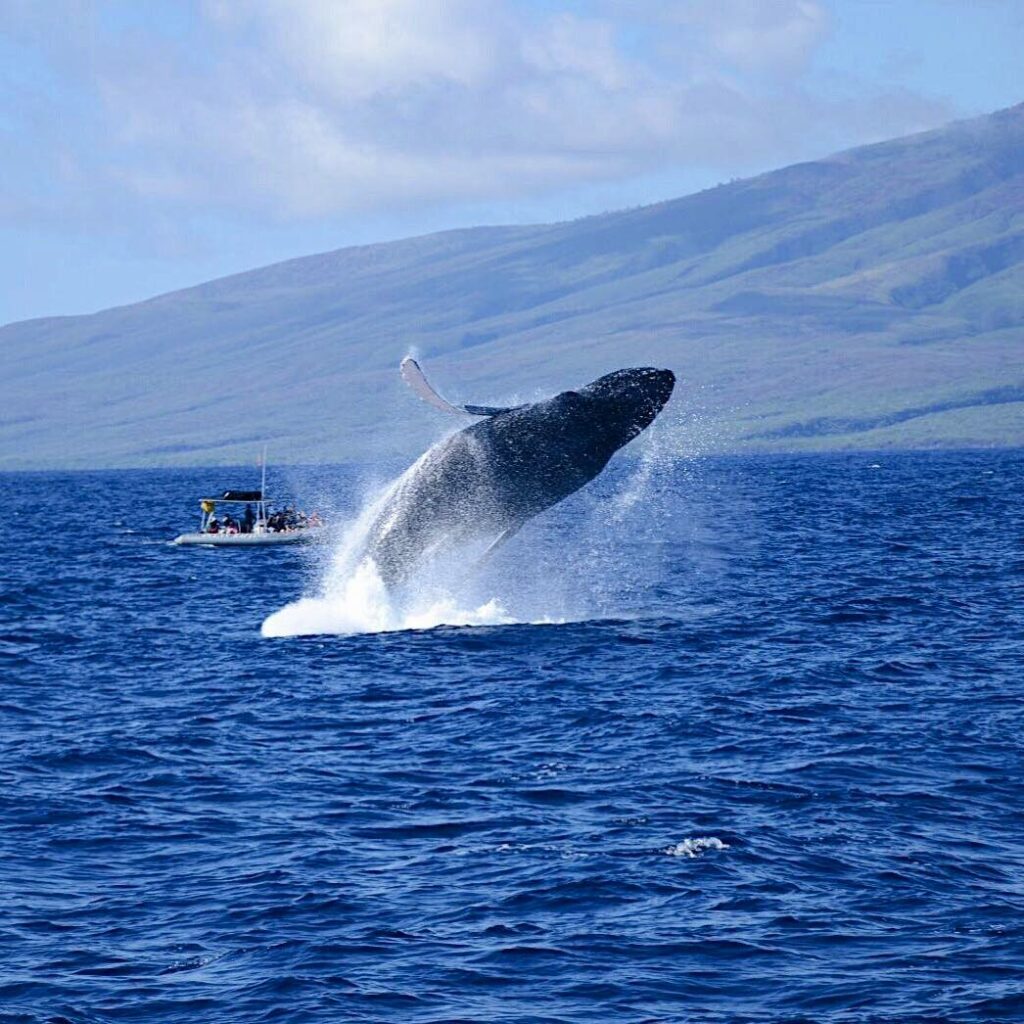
464, 366, 676, 504
576, 367, 676, 450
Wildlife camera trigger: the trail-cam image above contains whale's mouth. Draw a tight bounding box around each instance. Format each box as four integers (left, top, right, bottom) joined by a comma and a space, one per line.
631, 367, 676, 413
582, 367, 675, 443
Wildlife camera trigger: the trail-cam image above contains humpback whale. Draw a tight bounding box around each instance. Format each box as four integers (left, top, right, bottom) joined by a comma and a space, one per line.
367, 359, 676, 589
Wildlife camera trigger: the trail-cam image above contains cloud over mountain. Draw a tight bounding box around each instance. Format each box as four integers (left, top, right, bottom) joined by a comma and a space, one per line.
4, 0, 950, 225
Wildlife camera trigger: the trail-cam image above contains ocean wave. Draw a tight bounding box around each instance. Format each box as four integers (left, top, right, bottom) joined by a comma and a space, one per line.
663, 836, 730, 858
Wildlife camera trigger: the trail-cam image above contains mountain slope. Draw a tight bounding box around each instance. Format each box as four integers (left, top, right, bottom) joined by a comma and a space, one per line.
3, 104, 1023, 468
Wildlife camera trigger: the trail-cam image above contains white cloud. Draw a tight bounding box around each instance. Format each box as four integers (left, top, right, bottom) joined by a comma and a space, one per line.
3, 0, 953, 226
211, 0, 501, 100
688, 0, 829, 74
593, 0, 827, 74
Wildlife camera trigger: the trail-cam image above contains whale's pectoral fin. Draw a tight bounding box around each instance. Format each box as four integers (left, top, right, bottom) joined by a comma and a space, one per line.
400, 356, 514, 417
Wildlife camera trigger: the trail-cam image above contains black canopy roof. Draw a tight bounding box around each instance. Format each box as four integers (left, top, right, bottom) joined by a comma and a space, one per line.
199, 490, 264, 503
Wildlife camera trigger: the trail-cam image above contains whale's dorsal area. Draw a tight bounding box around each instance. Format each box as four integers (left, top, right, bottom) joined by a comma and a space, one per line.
400, 357, 513, 417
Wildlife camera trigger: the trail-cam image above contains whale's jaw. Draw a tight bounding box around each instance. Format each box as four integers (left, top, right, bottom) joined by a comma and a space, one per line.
579, 367, 676, 449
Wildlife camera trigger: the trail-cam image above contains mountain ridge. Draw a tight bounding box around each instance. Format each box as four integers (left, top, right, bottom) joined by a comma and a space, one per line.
3, 102, 1022, 468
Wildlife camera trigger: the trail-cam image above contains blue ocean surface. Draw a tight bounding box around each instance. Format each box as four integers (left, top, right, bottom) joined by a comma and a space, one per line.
1, 452, 1022, 1023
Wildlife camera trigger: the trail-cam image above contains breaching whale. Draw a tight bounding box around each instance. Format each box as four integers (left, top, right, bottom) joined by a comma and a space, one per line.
367, 359, 676, 589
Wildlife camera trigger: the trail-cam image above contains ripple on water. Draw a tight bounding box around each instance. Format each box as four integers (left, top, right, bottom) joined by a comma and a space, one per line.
0, 453, 1022, 1022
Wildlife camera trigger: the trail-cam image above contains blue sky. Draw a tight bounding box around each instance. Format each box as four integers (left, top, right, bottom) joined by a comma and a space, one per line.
1, 0, 1021, 325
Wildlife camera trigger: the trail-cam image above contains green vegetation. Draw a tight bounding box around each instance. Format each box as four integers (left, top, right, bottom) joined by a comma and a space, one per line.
2, 104, 1022, 468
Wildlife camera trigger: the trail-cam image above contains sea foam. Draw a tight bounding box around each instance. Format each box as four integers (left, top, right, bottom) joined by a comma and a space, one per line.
260, 557, 522, 637
664, 837, 729, 858
261, 468, 553, 637
262, 424, 682, 638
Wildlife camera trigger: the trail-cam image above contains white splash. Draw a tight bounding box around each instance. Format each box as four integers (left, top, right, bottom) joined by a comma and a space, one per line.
664, 836, 729, 858
261, 557, 521, 637
261, 467, 534, 637
262, 417, 696, 639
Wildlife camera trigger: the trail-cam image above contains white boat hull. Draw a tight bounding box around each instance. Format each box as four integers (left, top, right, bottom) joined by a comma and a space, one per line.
173, 528, 324, 547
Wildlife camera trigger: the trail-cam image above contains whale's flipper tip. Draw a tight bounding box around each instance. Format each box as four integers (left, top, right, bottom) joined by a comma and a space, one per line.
400, 356, 512, 418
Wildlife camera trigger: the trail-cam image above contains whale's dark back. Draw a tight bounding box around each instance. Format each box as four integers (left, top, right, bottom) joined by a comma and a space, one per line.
369, 368, 675, 587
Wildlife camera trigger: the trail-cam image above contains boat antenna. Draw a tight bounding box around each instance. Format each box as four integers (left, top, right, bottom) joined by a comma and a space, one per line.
260, 444, 267, 498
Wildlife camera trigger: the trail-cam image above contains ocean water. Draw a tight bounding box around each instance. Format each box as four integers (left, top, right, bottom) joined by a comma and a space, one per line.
1, 451, 1022, 1023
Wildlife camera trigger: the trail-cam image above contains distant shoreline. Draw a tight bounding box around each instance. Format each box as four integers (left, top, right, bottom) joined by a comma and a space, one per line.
2, 445, 1021, 475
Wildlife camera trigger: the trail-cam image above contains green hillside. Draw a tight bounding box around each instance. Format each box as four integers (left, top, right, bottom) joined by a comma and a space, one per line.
2, 103, 1022, 468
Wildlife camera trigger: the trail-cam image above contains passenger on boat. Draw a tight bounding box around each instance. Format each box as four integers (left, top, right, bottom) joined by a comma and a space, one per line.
242, 504, 255, 534
207, 516, 220, 534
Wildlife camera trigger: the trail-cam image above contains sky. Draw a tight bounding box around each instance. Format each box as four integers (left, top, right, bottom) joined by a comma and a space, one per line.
1, 0, 1022, 325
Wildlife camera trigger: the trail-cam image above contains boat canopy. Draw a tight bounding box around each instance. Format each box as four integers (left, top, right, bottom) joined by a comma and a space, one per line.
199, 491, 266, 504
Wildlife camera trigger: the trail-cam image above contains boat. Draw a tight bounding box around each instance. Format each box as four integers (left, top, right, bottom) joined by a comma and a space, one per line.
173, 490, 324, 546
173, 450, 326, 547
173, 489, 325, 547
